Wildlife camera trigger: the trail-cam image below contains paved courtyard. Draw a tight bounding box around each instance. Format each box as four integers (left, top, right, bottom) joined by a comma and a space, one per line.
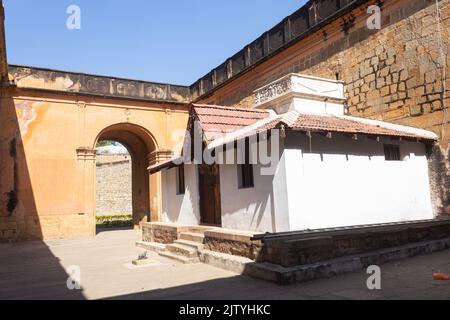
0, 229, 449, 300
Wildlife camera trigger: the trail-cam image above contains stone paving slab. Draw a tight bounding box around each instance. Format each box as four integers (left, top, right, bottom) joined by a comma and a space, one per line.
0, 229, 449, 300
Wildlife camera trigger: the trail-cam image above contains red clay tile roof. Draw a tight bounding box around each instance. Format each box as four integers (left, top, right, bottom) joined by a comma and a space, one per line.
259, 113, 437, 141
192, 104, 269, 141
289, 114, 433, 140
192, 104, 437, 143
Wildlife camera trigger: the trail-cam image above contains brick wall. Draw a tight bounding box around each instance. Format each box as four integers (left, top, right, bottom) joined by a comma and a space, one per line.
198, 0, 449, 214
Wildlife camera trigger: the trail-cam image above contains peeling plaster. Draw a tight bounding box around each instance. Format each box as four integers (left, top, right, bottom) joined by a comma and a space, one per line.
54, 76, 75, 90
15, 101, 37, 138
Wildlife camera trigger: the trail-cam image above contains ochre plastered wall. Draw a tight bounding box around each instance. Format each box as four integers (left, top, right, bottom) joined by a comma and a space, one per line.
0, 2, 7, 83
0, 85, 189, 240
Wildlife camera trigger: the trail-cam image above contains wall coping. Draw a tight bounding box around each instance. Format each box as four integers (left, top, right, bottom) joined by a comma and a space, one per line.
204, 228, 261, 244
8, 65, 191, 104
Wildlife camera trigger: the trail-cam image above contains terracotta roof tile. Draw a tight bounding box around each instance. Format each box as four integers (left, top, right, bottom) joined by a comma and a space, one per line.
192, 104, 270, 141
258, 113, 435, 141
192, 105, 437, 144
289, 114, 432, 140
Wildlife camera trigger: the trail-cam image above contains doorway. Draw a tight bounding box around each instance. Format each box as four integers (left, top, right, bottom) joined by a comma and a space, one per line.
198, 164, 222, 226
94, 123, 158, 232
95, 140, 133, 230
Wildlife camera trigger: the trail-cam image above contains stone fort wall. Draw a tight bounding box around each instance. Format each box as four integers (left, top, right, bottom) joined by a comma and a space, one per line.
197, 0, 449, 214
96, 156, 132, 216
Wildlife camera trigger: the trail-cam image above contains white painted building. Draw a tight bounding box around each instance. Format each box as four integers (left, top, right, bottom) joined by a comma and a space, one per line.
150, 74, 438, 233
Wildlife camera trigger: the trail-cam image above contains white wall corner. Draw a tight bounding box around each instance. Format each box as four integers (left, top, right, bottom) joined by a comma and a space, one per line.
271, 145, 291, 232
283, 148, 305, 231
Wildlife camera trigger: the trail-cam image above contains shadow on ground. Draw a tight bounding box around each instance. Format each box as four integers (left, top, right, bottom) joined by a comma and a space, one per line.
0, 240, 85, 300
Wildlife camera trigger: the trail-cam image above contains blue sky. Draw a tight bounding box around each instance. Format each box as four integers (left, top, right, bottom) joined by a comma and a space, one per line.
3, 0, 305, 85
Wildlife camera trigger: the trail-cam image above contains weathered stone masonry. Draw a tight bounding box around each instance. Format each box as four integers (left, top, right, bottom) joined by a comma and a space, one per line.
196, 0, 450, 214
96, 158, 132, 216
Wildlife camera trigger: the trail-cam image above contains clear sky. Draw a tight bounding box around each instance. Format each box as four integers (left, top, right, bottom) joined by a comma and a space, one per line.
3, 0, 306, 85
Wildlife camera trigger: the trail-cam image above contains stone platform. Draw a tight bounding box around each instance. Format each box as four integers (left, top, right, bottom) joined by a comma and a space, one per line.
139, 222, 262, 263
254, 218, 450, 267
138, 219, 450, 285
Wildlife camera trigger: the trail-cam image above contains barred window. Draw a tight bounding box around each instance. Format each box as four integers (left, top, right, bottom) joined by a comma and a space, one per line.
176, 165, 185, 195
237, 139, 254, 189
238, 163, 254, 189
384, 144, 401, 161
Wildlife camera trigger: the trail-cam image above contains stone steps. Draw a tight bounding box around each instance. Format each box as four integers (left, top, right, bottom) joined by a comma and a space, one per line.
155, 232, 207, 264
138, 226, 210, 264
179, 232, 205, 243
174, 239, 204, 250
135, 241, 166, 252
158, 251, 200, 264
165, 243, 198, 258
198, 249, 255, 274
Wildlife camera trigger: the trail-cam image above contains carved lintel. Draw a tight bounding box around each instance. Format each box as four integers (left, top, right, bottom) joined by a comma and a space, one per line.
254, 77, 293, 106
148, 149, 174, 166
76, 147, 96, 161
254, 73, 346, 110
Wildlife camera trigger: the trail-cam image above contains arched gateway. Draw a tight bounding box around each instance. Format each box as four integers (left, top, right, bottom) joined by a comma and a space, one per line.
0, 66, 190, 240
94, 123, 158, 228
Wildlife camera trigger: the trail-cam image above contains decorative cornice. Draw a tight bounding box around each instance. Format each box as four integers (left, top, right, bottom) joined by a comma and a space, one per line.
8, 65, 191, 104
255, 77, 293, 106
254, 73, 346, 110
148, 149, 174, 166
76, 147, 96, 161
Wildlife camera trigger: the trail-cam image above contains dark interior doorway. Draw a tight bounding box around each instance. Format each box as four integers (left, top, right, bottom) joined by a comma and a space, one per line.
198, 164, 222, 226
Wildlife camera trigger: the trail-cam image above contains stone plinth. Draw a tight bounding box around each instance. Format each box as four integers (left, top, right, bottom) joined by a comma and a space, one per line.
142, 222, 190, 244
259, 218, 450, 267
204, 228, 262, 260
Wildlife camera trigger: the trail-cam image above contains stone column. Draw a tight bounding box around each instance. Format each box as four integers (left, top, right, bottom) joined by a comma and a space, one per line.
76, 147, 96, 235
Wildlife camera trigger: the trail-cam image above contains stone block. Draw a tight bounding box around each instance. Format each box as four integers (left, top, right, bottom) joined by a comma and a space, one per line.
141, 222, 190, 244
379, 67, 390, 78
132, 258, 154, 266
365, 73, 376, 83
406, 78, 417, 89
415, 86, 425, 96
258, 220, 450, 268
432, 100, 442, 111
425, 71, 436, 84
204, 229, 262, 260
409, 104, 424, 116
392, 72, 400, 83
400, 70, 409, 81
380, 86, 390, 96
